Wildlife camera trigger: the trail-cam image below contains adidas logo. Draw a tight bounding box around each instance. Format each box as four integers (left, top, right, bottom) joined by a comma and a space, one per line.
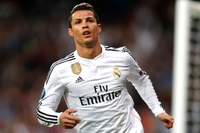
75, 76, 84, 83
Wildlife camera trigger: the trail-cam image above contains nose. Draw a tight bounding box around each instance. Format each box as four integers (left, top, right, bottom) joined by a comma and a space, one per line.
82, 20, 89, 29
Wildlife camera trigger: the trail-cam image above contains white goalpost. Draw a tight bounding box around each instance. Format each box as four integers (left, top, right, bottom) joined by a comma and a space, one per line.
172, 0, 190, 133
172, 0, 200, 133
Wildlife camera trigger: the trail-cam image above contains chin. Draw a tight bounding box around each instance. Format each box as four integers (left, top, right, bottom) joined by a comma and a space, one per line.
84, 43, 93, 48
80, 37, 98, 48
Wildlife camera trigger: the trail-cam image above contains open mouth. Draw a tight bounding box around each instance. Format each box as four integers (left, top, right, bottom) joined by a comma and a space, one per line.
83, 31, 91, 36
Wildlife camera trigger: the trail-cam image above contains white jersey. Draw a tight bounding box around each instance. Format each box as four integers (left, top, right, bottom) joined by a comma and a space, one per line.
36, 45, 165, 133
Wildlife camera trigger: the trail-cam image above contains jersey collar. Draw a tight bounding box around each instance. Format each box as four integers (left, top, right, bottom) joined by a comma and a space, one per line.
74, 44, 105, 62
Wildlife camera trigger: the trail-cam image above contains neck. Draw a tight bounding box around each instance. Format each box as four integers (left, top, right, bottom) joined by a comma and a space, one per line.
75, 38, 102, 59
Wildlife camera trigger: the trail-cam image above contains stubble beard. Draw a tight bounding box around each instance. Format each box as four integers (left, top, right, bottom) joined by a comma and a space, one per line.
82, 37, 99, 48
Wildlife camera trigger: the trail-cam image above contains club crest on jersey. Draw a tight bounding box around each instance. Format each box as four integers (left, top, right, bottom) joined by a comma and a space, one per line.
71, 62, 82, 75
113, 67, 121, 78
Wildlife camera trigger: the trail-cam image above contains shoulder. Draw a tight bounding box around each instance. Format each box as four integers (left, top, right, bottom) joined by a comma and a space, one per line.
103, 45, 124, 52
45, 52, 76, 83
50, 52, 76, 70
103, 45, 136, 60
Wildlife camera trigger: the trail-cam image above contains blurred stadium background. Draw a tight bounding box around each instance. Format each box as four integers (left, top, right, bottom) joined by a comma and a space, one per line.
0, 0, 176, 133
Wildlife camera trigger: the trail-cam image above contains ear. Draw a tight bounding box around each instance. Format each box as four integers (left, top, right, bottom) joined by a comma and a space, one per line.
68, 28, 74, 37
98, 24, 102, 33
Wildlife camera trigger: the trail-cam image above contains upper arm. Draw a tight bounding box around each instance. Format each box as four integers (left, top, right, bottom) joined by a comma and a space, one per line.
39, 67, 65, 111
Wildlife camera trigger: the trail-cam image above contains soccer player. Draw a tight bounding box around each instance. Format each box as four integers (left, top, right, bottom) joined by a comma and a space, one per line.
36, 2, 174, 133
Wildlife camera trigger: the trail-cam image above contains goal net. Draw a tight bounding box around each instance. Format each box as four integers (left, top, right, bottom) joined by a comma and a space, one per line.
172, 1, 200, 133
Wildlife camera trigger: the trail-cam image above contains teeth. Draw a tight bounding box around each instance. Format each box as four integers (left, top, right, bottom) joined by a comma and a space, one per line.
83, 31, 90, 35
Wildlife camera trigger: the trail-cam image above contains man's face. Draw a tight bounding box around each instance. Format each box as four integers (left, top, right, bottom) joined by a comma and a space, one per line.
68, 10, 101, 47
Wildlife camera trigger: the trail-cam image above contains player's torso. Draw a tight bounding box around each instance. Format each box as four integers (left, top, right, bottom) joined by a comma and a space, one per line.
55, 46, 138, 132
60, 49, 130, 107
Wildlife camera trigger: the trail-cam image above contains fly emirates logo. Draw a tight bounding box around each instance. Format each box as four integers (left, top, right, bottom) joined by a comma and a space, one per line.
79, 85, 122, 106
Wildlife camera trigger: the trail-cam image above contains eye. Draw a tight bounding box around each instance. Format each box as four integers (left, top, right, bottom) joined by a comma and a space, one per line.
88, 19, 94, 23
74, 20, 81, 24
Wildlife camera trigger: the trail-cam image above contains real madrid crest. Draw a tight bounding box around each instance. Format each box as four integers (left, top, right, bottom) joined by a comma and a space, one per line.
71, 62, 82, 75
113, 67, 121, 78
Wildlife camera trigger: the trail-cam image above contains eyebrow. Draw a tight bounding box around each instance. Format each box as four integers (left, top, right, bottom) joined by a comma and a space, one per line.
73, 16, 94, 21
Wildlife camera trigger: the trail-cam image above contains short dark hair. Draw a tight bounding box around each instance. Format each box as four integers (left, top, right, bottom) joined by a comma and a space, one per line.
68, 3, 100, 28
